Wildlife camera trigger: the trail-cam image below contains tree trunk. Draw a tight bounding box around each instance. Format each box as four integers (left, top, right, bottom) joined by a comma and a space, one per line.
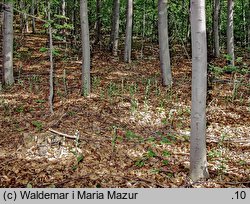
95, 0, 102, 46
110, 0, 120, 56
80, 0, 91, 96
241, 0, 246, 47
140, 0, 146, 58
213, 0, 220, 57
124, 0, 133, 63
227, 0, 234, 66
190, 0, 209, 182
62, 0, 66, 16
248, 0, 250, 50
48, 1, 54, 114
158, 0, 172, 86
2, 0, 14, 85
31, 0, 36, 33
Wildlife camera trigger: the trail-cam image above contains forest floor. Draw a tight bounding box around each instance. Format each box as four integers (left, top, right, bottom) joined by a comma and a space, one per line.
0, 31, 249, 188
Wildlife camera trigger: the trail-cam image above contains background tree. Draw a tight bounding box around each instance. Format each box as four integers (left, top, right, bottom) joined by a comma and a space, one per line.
2, 0, 14, 85
31, 0, 36, 33
247, 0, 250, 50
213, 0, 220, 57
124, 0, 133, 63
48, 1, 54, 114
95, 0, 102, 46
109, 0, 120, 56
158, 0, 172, 86
80, 0, 91, 96
190, 0, 209, 182
227, 0, 234, 65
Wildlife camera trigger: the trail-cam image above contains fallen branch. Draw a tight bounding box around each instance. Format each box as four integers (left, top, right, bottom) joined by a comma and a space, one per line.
49, 128, 111, 143
49, 128, 77, 139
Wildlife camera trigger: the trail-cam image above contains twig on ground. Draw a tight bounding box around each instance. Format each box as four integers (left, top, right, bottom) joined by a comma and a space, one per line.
49, 128, 77, 139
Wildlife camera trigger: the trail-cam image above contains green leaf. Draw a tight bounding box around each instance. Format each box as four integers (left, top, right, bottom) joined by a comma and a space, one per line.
54, 14, 69, 20
31, 121, 43, 131
135, 159, 145, 167
39, 47, 48, 52
160, 137, 171, 144
162, 151, 171, 157
162, 160, 169, 165
77, 154, 84, 163
52, 49, 60, 56
72, 165, 77, 171
147, 149, 157, 158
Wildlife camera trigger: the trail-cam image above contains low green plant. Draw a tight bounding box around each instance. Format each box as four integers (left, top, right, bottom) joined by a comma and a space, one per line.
128, 82, 138, 96
71, 151, 84, 171
92, 76, 101, 89
135, 158, 146, 167
31, 121, 43, 131
16, 105, 24, 113
130, 98, 138, 112
151, 168, 160, 174
147, 149, 157, 158
208, 149, 222, 158
107, 81, 119, 98
144, 78, 151, 99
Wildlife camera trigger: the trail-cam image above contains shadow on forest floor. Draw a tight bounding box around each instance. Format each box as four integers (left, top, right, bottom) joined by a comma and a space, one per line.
0, 32, 249, 187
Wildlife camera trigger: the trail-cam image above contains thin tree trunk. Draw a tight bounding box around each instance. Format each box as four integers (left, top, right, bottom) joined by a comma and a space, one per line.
241, 0, 246, 46
95, 0, 101, 46
48, 1, 54, 114
248, 0, 250, 50
213, 0, 220, 57
62, 0, 66, 16
227, 0, 234, 66
31, 0, 36, 33
80, 0, 91, 96
2, 0, 14, 85
110, 0, 120, 56
186, 1, 191, 46
190, 0, 209, 182
140, 0, 146, 58
124, 0, 133, 63
158, 0, 172, 86
151, 0, 157, 42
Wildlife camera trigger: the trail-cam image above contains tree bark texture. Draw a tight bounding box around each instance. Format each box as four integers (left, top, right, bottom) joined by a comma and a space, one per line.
110, 0, 120, 56
213, 0, 220, 57
158, 0, 172, 86
227, 0, 234, 66
124, 0, 133, 63
190, 0, 209, 182
2, 0, 14, 85
80, 0, 91, 96
48, 1, 54, 114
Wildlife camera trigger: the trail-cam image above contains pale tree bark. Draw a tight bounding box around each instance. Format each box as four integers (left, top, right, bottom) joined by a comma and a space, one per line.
227, 0, 234, 66
241, 0, 246, 46
190, 0, 209, 182
158, 0, 172, 86
2, 0, 14, 85
80, 0, 91, 96
62, 0, 66, 16
213, 0, 220, 57
124, 0, 133, 63
110, 0, 120, 56
48, 1, 54, 114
